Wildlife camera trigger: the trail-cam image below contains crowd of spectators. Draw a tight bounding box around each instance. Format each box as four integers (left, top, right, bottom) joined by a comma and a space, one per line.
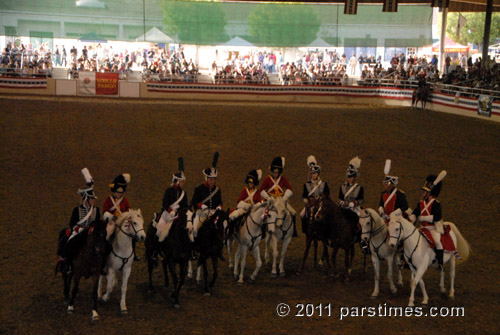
1, 41, 499, 94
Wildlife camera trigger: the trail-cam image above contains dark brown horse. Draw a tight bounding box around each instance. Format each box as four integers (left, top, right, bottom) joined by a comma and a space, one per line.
412, 84, 431, 110
195, 209, 228, 296
58, 221, 108, 321
145, 208, 193, 307
316, 197, 358, 282
297, 197, 331, 275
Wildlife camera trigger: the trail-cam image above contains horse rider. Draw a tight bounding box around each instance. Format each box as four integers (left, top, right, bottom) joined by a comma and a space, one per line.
378, 159, 409, 220
301, 155, 330, 233
152, 157, 189, 263
410, 172, 446, 271
228, 169, 262, 236
103, 173, 136, 260
258, 156, 298, 237
338, 156, 364, 233
57, 168, 102, 274
191, 152, 223, 239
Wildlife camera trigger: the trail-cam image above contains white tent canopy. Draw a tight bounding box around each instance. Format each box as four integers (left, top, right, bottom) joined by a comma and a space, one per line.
307, 37, 333, 48
136, 27, 174, 44
223, 36, 255, 47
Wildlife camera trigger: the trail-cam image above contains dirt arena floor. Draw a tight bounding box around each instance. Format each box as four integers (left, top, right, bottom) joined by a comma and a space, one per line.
1, 95, 499, 335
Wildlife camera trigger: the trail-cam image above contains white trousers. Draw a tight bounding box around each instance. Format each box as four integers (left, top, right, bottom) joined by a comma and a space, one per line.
426, 226, 443, 249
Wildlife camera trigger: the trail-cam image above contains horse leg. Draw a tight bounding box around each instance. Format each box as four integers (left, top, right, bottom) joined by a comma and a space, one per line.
313, 239, 319, 267
321, 240, 331, 275
201, 257, 210, 295
147, 257, 155, 293
162, 259, 170, 288
396, 252, 404, 286
175, 260, 188, 308
63, 271, 72, 305
227, 240, 234, 269
67, 273, 81, 314
233, 244, 241, 280
344, 245, 354, 283
210, 256, 218, 289
168, 261, 179, 305
371, 255, 381, 298
91, 273, 100, 321
297, 235, 312, 274
279, 235, 292, 276
237, 245, 248, 284
271, 235, 279, 276
120, 265, 132, 314
187, 260, 193, 279
449, 256, 456, 299
409, 255, 430, 306
249, 243, 262, 283
264, 234, 271, 265
102, 268, 116, 302
196, 264, 202, 285
386, 254, 398, 295
330, 245, 340, 279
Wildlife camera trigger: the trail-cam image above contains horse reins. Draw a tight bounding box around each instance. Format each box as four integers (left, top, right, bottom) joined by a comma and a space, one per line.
360, 212, 388, 261
112, 216, 144, 270
390, 220, 420, 270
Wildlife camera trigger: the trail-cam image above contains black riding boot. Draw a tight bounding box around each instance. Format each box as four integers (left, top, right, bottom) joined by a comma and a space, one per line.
292, 215, 299, 237
435, 249, 444, 271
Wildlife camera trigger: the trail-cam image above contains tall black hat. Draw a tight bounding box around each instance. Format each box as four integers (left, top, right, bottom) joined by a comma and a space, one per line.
110, 173, 130, 192
422, 170, 446, 197
203, 152, 219, 178
173, 157, 186, 183
270, 156, 285, 174
245, 169, 262, 185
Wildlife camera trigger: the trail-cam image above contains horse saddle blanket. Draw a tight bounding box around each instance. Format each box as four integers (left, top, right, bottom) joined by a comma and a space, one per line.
419, 226, 459, 257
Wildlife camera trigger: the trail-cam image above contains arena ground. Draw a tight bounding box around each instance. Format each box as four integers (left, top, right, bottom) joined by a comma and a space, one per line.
0, 96, 499, 335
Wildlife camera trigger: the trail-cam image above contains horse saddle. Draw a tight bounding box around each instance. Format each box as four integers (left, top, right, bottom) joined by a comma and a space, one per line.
419, 225, 457, 254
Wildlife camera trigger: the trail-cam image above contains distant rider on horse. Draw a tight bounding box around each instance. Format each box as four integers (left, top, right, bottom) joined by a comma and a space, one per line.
378, 159, 409, 220
228, 169, 262, 236
301, 155, 330, 233
338, 156, 364, 233
258, 156, 298, 237
57, 168, 102, 274
191, 152, 223, 238
410, 171, 447, 271
103, 173, 136, 259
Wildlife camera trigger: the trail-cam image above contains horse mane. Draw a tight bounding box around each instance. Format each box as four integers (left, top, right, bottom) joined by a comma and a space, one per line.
365, 208, 385, 227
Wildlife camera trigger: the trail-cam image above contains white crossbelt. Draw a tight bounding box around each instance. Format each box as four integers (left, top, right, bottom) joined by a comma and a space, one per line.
384, 188, 398, 209
343, 183, 358, 199
308, 180, 323, 197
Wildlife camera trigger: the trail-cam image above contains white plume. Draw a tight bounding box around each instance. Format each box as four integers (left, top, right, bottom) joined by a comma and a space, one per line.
81, 167, 93, 184
122, 173, 131, 183
307, 155, 317, 167
384, 159, 391, 175
349, 156, 361, 169
282, 157, 285, 168
257, 169, 262, 181
434, 170, 447, 185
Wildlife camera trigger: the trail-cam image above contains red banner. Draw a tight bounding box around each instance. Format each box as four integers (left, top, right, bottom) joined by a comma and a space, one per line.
96, 72, 118, 95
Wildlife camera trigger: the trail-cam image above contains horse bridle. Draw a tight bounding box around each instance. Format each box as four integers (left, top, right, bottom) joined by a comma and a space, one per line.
118, 215, 145, 240
389, 219, 420, 270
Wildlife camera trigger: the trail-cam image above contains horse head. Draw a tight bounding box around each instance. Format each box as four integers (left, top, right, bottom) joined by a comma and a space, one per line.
116, 209, 146, 242
387, 209, 404, 249
87, 220, 108, 257
269, 197, 289, 229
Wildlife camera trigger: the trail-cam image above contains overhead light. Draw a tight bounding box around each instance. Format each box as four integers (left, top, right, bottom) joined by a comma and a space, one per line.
76, 0, 105, 8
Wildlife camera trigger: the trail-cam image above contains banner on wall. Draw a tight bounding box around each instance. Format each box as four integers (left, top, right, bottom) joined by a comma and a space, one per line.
477, 95, 492, 117
79, 72, 118, 95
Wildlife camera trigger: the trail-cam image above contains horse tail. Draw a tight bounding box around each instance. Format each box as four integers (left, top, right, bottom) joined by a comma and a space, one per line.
447, 222, 471, 263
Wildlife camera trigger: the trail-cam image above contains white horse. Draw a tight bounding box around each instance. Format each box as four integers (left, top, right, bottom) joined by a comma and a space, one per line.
359, 208, 403, 298
387, 212, 470, 306
98, 209, 146, 314
264, 197, 294, 277
232, 202, 278, 284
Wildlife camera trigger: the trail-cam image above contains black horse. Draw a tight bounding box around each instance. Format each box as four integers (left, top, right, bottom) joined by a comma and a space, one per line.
317, 197, 359, 282
412, 84, 431, 110
56, 221, 108, 321
145, 208, 193, 307
297, 197, 331, 275
195, 209, 228, 296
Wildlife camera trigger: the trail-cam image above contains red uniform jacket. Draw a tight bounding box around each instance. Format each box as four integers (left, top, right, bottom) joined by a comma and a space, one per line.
103, 196, 130, 218
258, 175, 292, 198
237, 187, 262, 205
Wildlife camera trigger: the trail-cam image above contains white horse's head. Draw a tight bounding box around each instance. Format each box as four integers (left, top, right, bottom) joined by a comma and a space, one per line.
270, 197, 289, 228
358, 208, 372, 243
118, 209, 146, 242
387, 209, 404, 249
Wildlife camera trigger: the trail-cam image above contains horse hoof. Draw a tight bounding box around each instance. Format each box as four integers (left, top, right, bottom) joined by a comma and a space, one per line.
204, 292, 211, 296
67, 309, 74, 315
233, 274, 239, 280
280, 272, 286, 277
229, 264, 234, 269
237, 281, 244, 286
92, 315, 99, 321
174, 303, 180, 308
63, 298, 70, 305
196, 280, 202, 285
448, 295, 455, 300
370, 295, 378, 299
271, 272, 277, 277
248, 277, 255, 284
121, 309, 128, 315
